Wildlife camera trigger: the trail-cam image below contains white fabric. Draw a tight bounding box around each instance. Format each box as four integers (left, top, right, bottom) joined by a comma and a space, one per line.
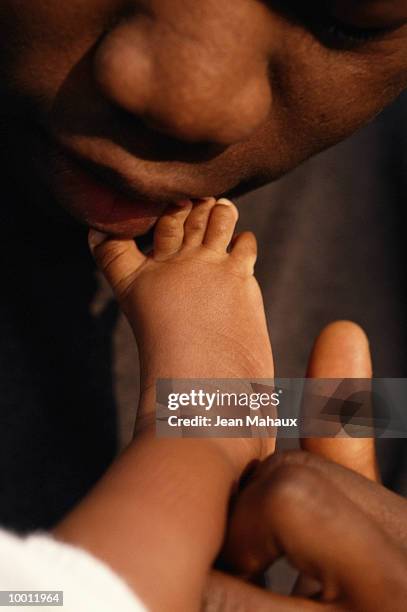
0, 528, 147, 611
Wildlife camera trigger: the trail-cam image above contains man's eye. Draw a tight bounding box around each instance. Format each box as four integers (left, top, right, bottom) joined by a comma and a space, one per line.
315, 0, 407, 49
319, 14, 394, 47
277, 1, 404, 50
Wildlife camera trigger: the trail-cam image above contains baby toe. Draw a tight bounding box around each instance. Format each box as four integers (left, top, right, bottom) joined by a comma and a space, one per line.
183, 197, 217, 247
203, 198, 239, 253
153, 202, 192, 259
230, 231, 257, 273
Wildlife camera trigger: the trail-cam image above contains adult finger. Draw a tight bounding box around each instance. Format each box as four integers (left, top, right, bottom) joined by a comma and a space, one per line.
204, 571, 330, 612
223, 460, 407, 611
301, 321, 378, 481
245, 450, 407, 549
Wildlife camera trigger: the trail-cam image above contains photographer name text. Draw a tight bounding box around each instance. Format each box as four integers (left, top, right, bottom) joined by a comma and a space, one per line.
167, 414, 298, 428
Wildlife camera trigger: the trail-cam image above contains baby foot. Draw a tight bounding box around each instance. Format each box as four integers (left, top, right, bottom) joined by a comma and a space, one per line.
90, 198, 273, 386
90, 198, 275, 463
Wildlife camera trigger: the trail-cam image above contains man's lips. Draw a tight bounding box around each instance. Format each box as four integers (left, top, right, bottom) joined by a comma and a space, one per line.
47, 128, 233, 234
68, 161, 167, 222
53, 147, 182, 235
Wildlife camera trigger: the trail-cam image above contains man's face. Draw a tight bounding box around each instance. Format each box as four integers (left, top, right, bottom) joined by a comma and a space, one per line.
1, 1, 406, 235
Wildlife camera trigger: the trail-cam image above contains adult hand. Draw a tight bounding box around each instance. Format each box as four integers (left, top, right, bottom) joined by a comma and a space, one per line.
204, 322, 407, 610
207, 449, 407, 611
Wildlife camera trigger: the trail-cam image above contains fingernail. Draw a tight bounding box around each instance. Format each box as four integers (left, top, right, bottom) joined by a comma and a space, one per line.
88, 229, 108, 251
216, 198, 234, 207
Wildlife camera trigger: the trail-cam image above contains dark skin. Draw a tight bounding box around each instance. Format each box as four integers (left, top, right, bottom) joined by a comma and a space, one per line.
0, 0, 406, 608
55, 223, 397, 611
203, 330, 406, 611
57, 232, 407, 609
207, 450, 407, 612
0, 1, 406, 235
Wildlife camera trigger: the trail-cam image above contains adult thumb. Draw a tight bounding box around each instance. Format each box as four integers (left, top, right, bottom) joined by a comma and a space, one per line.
301, 320, 378, 481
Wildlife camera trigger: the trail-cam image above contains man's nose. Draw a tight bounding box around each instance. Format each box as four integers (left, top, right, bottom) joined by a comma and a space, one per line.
93, 3, 273, 146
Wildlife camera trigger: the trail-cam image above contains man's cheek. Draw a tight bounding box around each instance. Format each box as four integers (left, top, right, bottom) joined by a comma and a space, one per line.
278, 47, 406, 144
0, 2, 106, 106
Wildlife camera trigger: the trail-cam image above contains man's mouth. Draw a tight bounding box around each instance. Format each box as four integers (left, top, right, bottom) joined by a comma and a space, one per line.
52, 144, 193, 236
43, 122, 241, 235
